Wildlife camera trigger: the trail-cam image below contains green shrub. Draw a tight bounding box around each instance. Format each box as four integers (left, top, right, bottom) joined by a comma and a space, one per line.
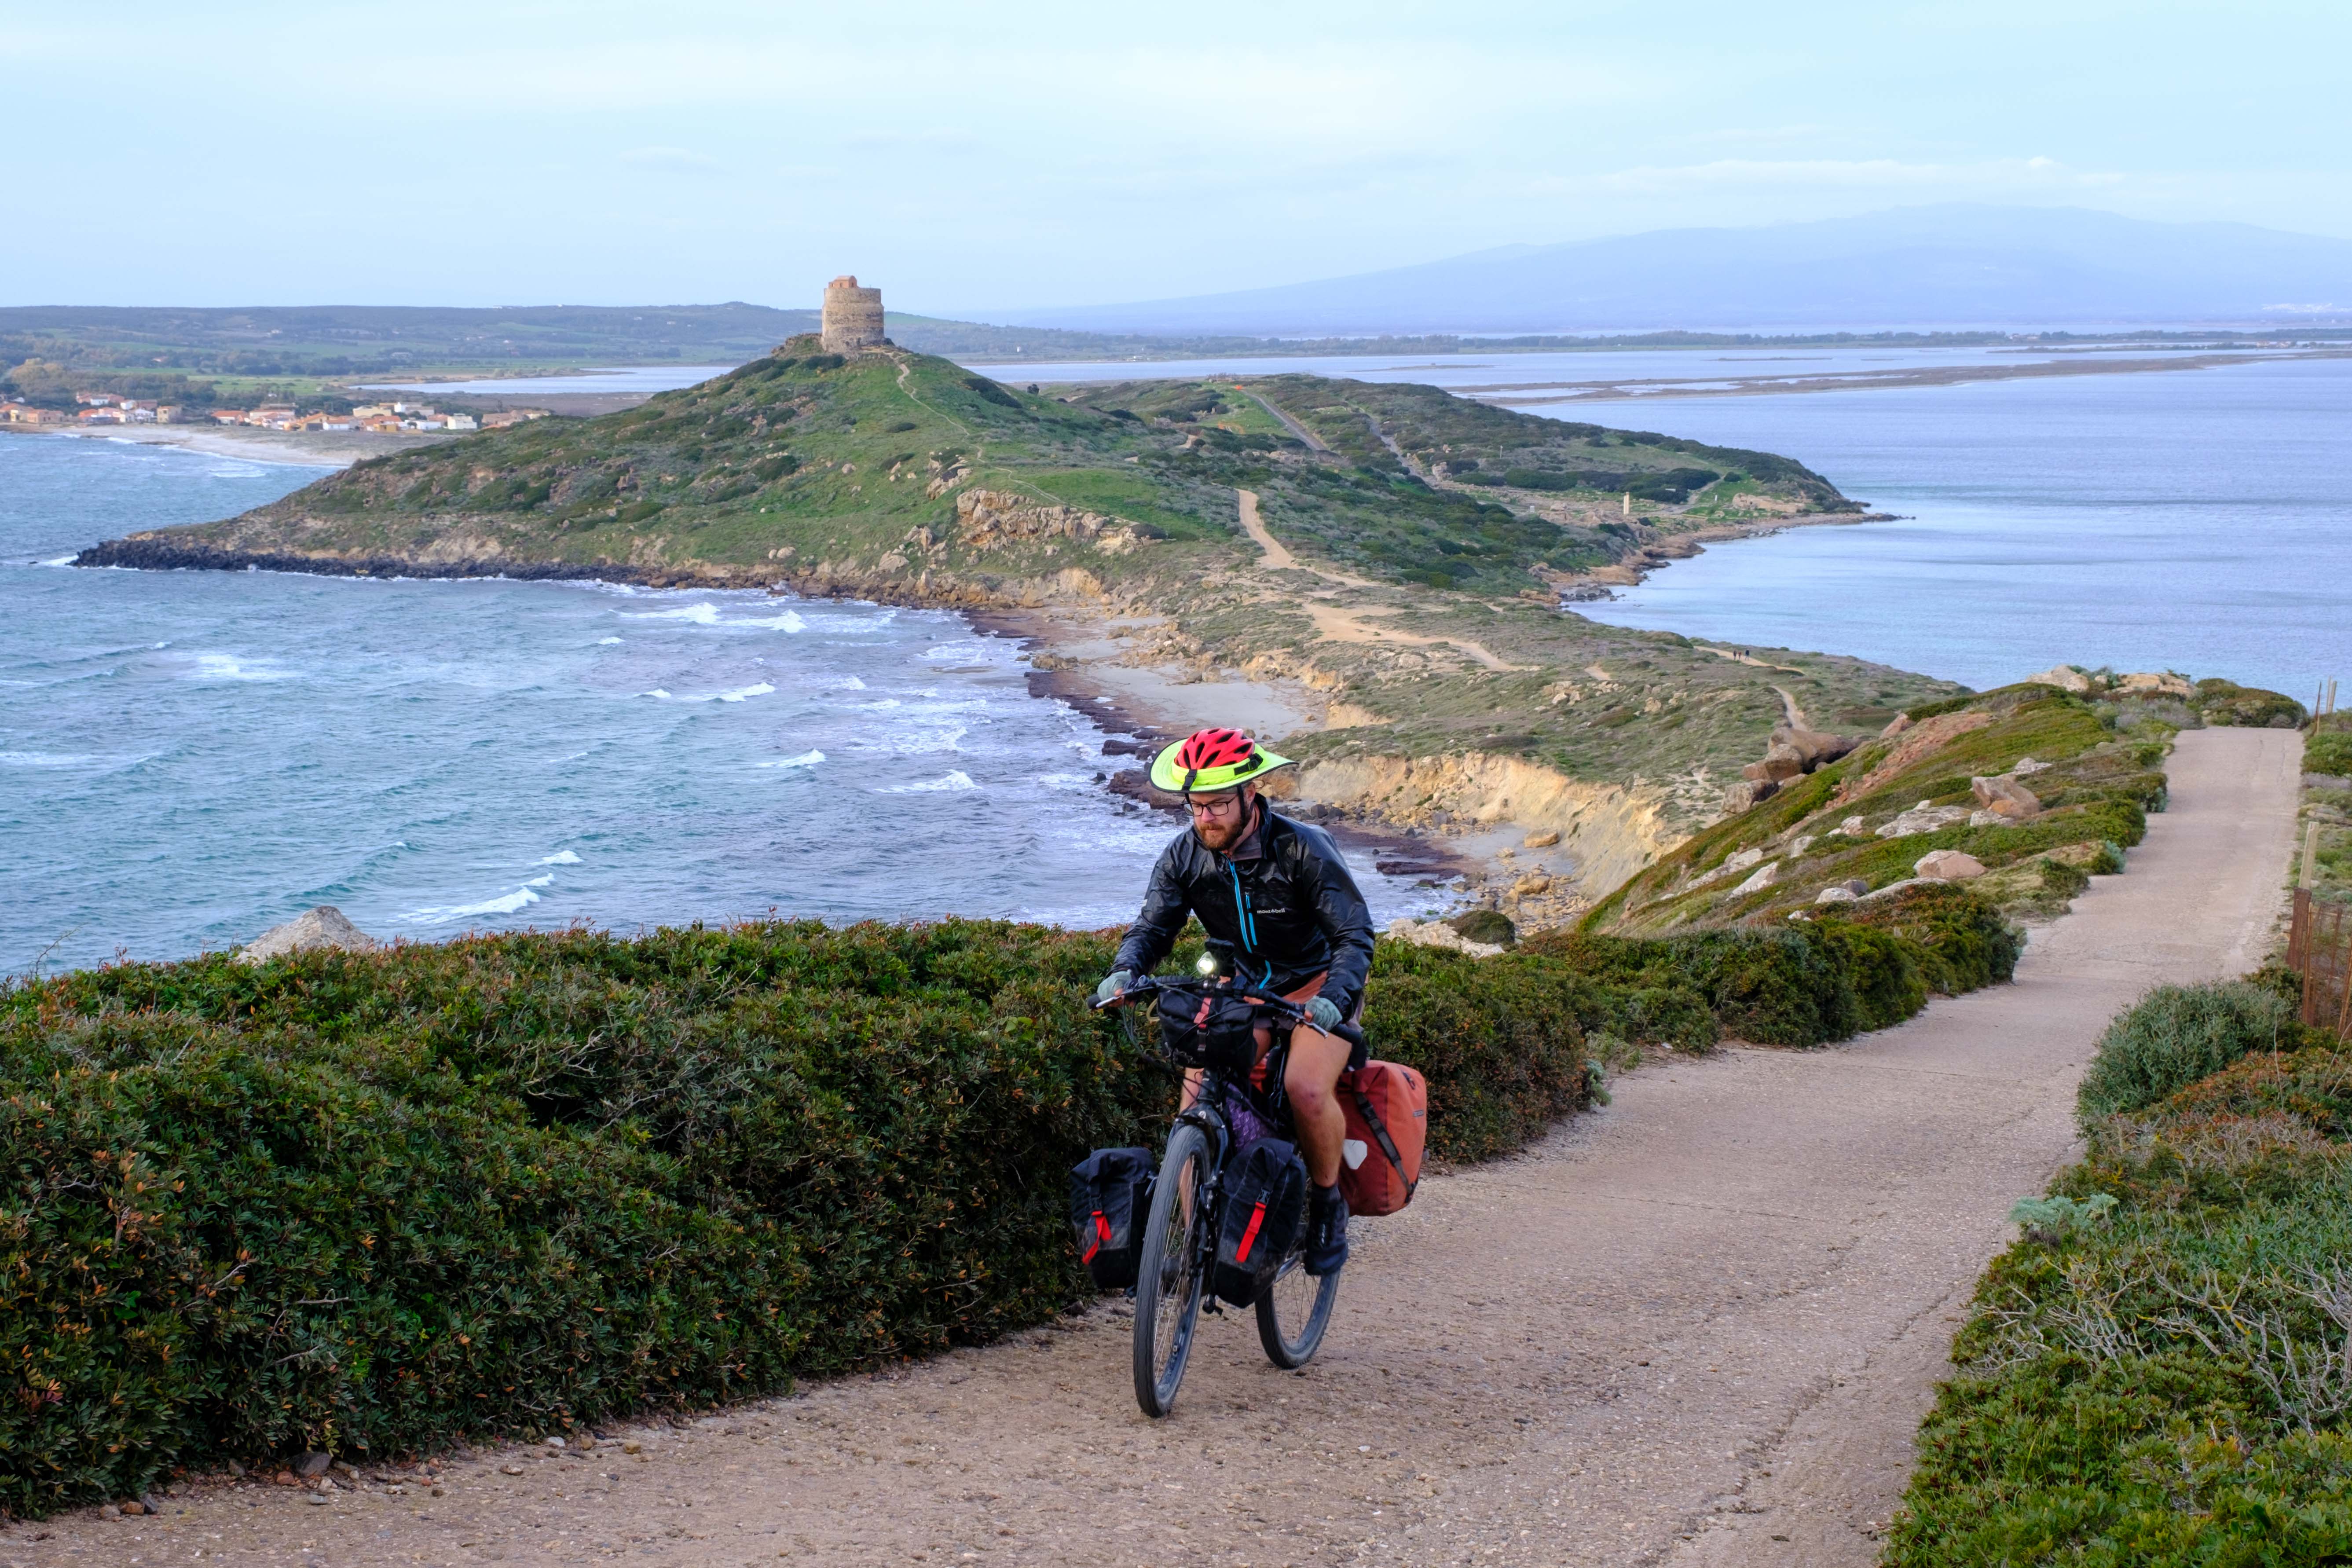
2307, 731, 2352, 777
2193, 678, 2307, 729
1446, 908, 1517, 946
1890, 1027, 2352, 1566
0, 896, 2033, 1516
2075, 981, 2300, 1125
0, 920, 1627, 1513
1526, 887, 2019, 1046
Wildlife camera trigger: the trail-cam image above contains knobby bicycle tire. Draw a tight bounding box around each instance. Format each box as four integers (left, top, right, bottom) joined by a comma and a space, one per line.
1255, 1245, 1340, 1368
1133, 1121, 1213, 1418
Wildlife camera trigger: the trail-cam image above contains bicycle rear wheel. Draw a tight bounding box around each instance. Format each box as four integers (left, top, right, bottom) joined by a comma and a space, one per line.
1255, 1244, 1340, 1368
1133, 1121, 1213, 1418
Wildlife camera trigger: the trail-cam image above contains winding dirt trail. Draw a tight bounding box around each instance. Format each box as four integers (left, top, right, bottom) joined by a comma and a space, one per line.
1235, 490, 1528, 674
7, 730, 2300, 1568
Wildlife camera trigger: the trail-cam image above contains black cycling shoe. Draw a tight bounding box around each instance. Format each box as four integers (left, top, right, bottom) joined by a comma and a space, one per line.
1304, 1183, 1349, 1276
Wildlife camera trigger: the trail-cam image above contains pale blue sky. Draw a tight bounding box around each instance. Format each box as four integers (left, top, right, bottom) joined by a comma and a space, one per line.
4, 0, 2345, 314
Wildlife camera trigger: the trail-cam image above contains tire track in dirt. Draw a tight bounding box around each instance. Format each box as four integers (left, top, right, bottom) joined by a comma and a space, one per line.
4, 730, 2300, 1568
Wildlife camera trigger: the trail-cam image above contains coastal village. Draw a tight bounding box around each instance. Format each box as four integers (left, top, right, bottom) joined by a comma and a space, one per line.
0, 392, 552, 434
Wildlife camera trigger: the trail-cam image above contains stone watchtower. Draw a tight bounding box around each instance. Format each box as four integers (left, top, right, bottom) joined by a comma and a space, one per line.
821, 275, 885, 353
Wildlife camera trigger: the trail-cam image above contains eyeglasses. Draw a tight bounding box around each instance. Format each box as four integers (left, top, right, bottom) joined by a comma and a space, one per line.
1186, 794, 1245, 818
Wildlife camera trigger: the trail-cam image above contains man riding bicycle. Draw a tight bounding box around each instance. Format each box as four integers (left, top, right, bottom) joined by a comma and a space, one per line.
1093, 726, 1376, 1278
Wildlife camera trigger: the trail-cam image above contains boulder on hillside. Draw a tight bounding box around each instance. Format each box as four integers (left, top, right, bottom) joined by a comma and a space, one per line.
1876, 803, 1972, 838
2026, 665, 2092, 694
1389, 916, 1505, 957
1914, 850, 1988, 880
1772, 725, 1859, 769
235, 906, 382, 966
2118, 671, 2192, 697
1745, 742, 1809, 783
1971, 774, 2041, 819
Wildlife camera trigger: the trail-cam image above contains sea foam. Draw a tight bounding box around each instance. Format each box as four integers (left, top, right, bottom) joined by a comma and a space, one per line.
190, 653, 296, 681
758, 749, 826, 769
643, 681, 776, 703
884, 770, 977, 792
728, 609, 807, 632
623, 602, 722, 624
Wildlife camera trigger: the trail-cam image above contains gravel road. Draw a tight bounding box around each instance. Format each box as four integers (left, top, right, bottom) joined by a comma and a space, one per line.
4, 728, 2301, 1568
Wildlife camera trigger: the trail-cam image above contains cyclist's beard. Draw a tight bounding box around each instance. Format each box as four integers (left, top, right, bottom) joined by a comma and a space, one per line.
1192, 791, 1257, 854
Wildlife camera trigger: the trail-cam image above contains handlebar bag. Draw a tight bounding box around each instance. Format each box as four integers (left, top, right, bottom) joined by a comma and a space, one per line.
1155, 985, 1260, 1073
1337, 1060, 1427, 1217
1212, 1136, 1307, 1307
1069, 1147, 1155, 1290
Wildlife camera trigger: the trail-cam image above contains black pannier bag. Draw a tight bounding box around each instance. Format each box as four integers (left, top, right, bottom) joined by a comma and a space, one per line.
1156, 985, 1260, 1073
1069, 1147, 1155, 1290
1212, 1137, 1308, 1306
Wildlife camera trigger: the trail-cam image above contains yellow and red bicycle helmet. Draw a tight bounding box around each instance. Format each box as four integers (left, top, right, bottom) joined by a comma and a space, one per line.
1147, 726, 1294, 794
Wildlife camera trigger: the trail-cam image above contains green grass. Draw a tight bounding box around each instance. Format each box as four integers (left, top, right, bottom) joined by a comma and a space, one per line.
1887, 980, 2352, 1566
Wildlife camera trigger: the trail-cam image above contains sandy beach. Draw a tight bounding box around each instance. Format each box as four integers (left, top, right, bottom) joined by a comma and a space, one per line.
5, 421, 454, 469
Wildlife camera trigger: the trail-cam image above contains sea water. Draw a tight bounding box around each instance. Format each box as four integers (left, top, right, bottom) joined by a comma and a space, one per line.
0, 434, 1428, 973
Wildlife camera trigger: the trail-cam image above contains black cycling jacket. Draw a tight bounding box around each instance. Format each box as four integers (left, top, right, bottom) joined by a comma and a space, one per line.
1112, 806, 1377, 1018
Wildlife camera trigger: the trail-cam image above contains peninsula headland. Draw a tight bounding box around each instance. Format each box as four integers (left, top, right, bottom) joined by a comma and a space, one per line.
77, 334, 1960, 919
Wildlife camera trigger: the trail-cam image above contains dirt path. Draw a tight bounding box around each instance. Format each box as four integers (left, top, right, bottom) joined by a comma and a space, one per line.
8, 730, 2300, 1568
1235, 490, 1528, 674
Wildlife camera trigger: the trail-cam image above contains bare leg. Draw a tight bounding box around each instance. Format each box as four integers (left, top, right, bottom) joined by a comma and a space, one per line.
1282, 1024, 1351, 1187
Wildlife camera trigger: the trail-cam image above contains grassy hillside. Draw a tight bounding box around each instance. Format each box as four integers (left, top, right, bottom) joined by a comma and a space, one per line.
1588, 682, 2178, 934
81, 340, 1957, 885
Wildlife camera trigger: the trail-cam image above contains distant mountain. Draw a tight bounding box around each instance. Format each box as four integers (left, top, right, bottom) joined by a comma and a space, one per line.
1000, 206, 2352, 335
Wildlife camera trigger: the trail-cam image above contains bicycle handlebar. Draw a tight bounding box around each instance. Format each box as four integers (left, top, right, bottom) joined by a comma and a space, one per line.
1089, 975, 1364, 1049
1090, 973, 1310, 1017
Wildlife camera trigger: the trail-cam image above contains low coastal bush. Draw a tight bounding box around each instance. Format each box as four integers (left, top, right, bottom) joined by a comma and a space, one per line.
1524, 884, 2020, 1047
2074, 979, 2299, 1124
2193, 677, 2307, 729
0, 903, 2022, 1515
1888, 987, 2350, 1566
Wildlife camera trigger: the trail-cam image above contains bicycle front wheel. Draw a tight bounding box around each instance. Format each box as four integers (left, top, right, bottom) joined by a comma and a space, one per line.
1133, 1121, 1213, 1418
1255, 1245, 1340, 1369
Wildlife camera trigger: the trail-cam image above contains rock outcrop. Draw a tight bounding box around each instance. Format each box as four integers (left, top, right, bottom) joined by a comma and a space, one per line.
1970, 774, 2042, 820
2026, 664, 2092, 693
1876, 802, 1973, 838
948, 489, 1153, 557
1738, 723, 1859, 792
1914, 849, 1988, 880
1298, 751, 1674, 901
1385, 916, 1506, 959
236, 906, 382, 965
